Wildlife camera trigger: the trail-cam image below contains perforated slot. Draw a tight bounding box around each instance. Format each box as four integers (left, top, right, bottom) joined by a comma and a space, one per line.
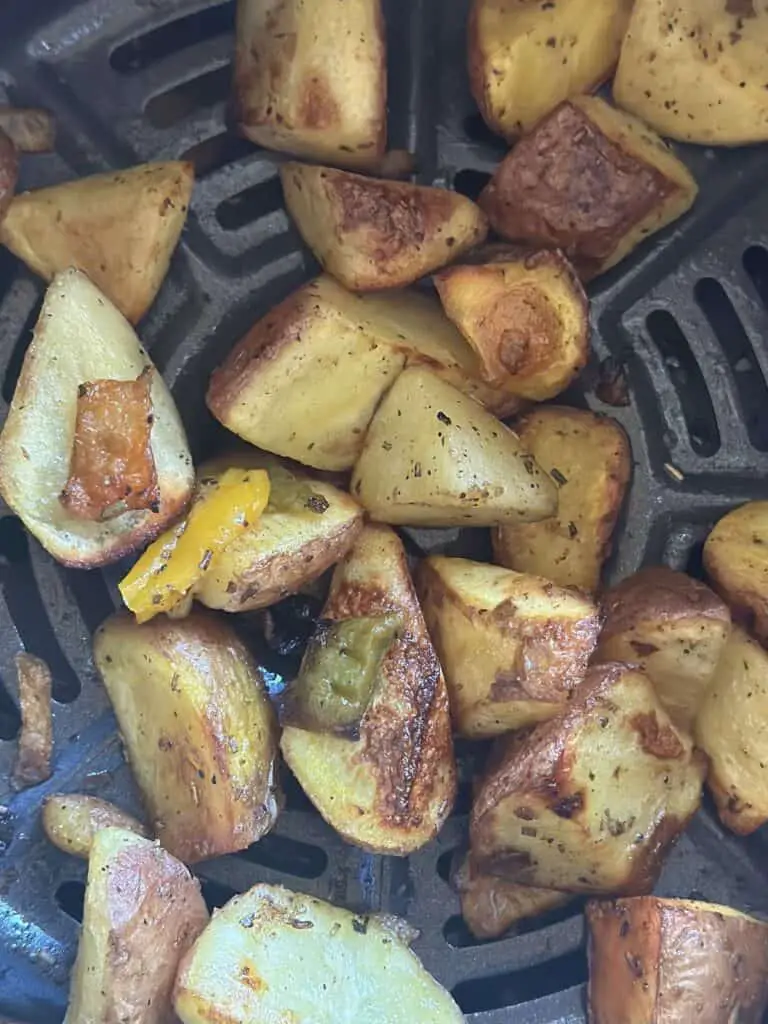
54, 880, 85, 923
144, 64, 232, 129
452, 950, 587, 1013
110, 2, 235, 74
59, 567, 115, 636
198, 877, 238, 912
216, 175, 285, 231
443, 904, 584, 949
0, 248, 18, 308
0, 675, 20, 740
453, 169, 491, 202
744, 245, 768, 311
2, 295, 42, 404
462, 113, 508, 154
238, 833, 328, 879
182, 131, 257, 178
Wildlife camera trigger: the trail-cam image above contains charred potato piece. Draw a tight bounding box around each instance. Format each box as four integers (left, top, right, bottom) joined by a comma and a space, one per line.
478, 96, 698, 280
0, 128, 17, 224
13, 652, 53, 790
0, 106, 55, 152
470, 663, 705, 894
280, 162, 488, 291
417, 556, 600, 738
42, 794, 149, 859
281, 525, 456, 854
492, 406, 630, 593
587, 896, 768, 1024
703, 501, 768, 647
94, 610, 280, 863
65, 828, 208, 1024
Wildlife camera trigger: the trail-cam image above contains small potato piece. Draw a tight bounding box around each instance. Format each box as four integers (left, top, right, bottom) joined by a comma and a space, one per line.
469, 0, 632, 140
703, 501, 768, 647
65, 828, 208, 1024
479, 96, 698, 281
174, 883, 463, 1024
0, 107, 55, 152
417, 556, 600, 738
280, 162, 488, 291
594, 567, 731, 731
0, 161, 194, 323
42, 794, 149, 858
696, 626, 768, 836
13, 653, 52, 790
586, 896, 768, 1024
470, 663, 705, 894
94, 610, 280, 863
351, 367, 557, 528
493, 406, 631, 592
0, 128, 18, 223
434, 247, 589, 401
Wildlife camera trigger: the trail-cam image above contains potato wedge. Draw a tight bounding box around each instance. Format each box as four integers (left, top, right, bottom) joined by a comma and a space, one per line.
594, 567, 731, 731
696, 626, 768, 836
65, 828, 208, 1024
0, 161, 193, 322
614, 0, 768, 146
0, 106, 55, 152
42, 794, 149, 859
281, 525, 456, 854
587, 896, 768, 1024
703, 501, 768, 647
94, 610, 280, 863
235, 0, 385, 170
479, 96, 698, 280
434, 247, 589, 401
174, 883, 463, 1024
470, 663, 705, 893
0, 269, 193, 568
13, 652, 53, 790
492, 406, 631, 592
469, 0, 632, 140
280, 162, 488, 291
351, 367, 557, 527
417, 556, 600, 738
0, 128, 17, 224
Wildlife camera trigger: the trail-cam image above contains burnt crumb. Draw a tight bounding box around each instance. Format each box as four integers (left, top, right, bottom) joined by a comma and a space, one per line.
290, 918, 314, 930
305, 494, 330, 514
514, 806, 536, 821
352, 915, 369, 935
619, 920, 630, 938
625, 953, 644, 978
595, 355, 630, 407
552, 793, 584, 819
239, 913, 255, 929
199, 549, 213, 571
436, 411, 452, 426
550, 467, 568, 486
567, 521, 578, 539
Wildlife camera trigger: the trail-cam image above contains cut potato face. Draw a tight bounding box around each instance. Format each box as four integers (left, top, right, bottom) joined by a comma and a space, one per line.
94, 610, 281, 863
42, 794, 149, 859
351, 367, 557, 527
280, 162, 488, 291
174, 883, 463, 1024
703, 501, 768, 647
0, 269, 193, 567
0, 161, 193, 322
492, 405, 631, 592
479, 96, 698, 280
65, 828, 208, 1024
470, 663, 705, 894
0, 106, 55, 152
281, 525, 456, 854
235, 0, 386, 170
417, 556, 600, 738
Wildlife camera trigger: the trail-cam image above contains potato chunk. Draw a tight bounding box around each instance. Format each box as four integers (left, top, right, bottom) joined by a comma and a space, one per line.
703, 501, 768, 647
0, 106, 55, 152
42, 794, 149, 859
0, 127, 17, 223
417, 556, 600, 738
13, 652, 53, 790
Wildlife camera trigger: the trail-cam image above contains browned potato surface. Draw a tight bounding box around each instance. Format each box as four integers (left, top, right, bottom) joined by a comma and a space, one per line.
703, 501, 768, 647
0, 128, 17, 223
13, 652, 52, 790
0, 106, 55, 152
42, 794, 149, 859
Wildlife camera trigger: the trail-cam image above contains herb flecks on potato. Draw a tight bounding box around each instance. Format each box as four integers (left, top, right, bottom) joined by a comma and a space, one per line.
42, 793, 149, 859
0, 127, 17, 224
703, 500, 768, 647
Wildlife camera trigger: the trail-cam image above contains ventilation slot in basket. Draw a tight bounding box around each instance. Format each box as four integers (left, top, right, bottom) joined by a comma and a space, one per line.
216, 175, 285, 231
452, 950, 587, 1013
145, 64, 232, 129
182, 131, 257, 179
0, 675, 20, 740
743, 244, 768, 310
443, 903, 584, 949
55, 881, 85, 923
2, 296, 42, 404
453, 169, 491, 203
110, 2, 235, 74
238, 833, 328, 879
198, 877, 238, 912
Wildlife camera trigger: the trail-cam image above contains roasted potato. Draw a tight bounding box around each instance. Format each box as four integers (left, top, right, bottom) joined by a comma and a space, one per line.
0, 161, 194, 323
42, 794, 149, 859
281, 525, 456, 854
280, 162, 488, 291
65, 828, 208, 1024
0, 106, 55, 152
13, 653, 53, 790
0, 128, 17, 224
587, 896, 768, 1024
351, 367, 557, 527
478, 96, 698, 281
94, 610, 281, 863
492, 406, 631, 592
594, 567, 731, 731
0, 269, 193, 568
470, 663, 705, 894
234, 0, 385, 170
417, 556, 600, 738
434, 247, 589, 401
703, 501, 768, 647
469, 0, 632, 140
696, 625, 768, 836
174, 883, 463, 1024
614, 0, 768, 147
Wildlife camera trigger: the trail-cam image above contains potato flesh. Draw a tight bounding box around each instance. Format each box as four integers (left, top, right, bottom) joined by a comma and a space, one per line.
703, 500, 768, 647
0, 127, 17, 223
13, 653, 53, 790
0, 106, 55, 152
42, 794, 149, 858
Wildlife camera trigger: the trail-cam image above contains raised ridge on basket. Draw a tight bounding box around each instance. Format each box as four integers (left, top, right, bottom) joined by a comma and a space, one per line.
110, 2, 235, 76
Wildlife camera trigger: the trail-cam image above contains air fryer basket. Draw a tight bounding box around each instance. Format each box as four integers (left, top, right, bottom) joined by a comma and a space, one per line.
0, 1, 767, 1020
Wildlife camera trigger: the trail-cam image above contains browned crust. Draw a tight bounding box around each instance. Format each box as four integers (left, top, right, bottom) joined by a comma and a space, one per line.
0, 128, 18, 223
13, 652, 53, 790
41, 794, 149, 857
0, 107, 55, 153
708, 775, 766, 838
703, 503, 768, 647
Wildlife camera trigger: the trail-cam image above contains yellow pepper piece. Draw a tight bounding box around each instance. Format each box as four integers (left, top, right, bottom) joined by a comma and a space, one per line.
120, 468, 270, 623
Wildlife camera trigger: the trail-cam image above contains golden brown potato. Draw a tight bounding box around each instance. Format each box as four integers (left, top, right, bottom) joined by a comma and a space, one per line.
695, 625, 768, 836
479, 96, 698, 281
13, 653, 52, 790
42, 794, 149, 859
351, 367, 557, 527
587, 896, 768, 1024
434, 247, 588, 401
280, 163, 488, 291
470, 663, 705, 894
234, 0, 385, 170
281, 525, 456, 854
703, 501, 768, 647
614, 0, 768, 147
94, 610, 281, 863
0, 106, 55, 152
469, 0, 632, 140
65, 828, 208, 1024
0, 269, 193, 568
0, 128, 17, 224
417, 556, 600, 738
492, 406, 631, 592
0, 161, 194, 323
